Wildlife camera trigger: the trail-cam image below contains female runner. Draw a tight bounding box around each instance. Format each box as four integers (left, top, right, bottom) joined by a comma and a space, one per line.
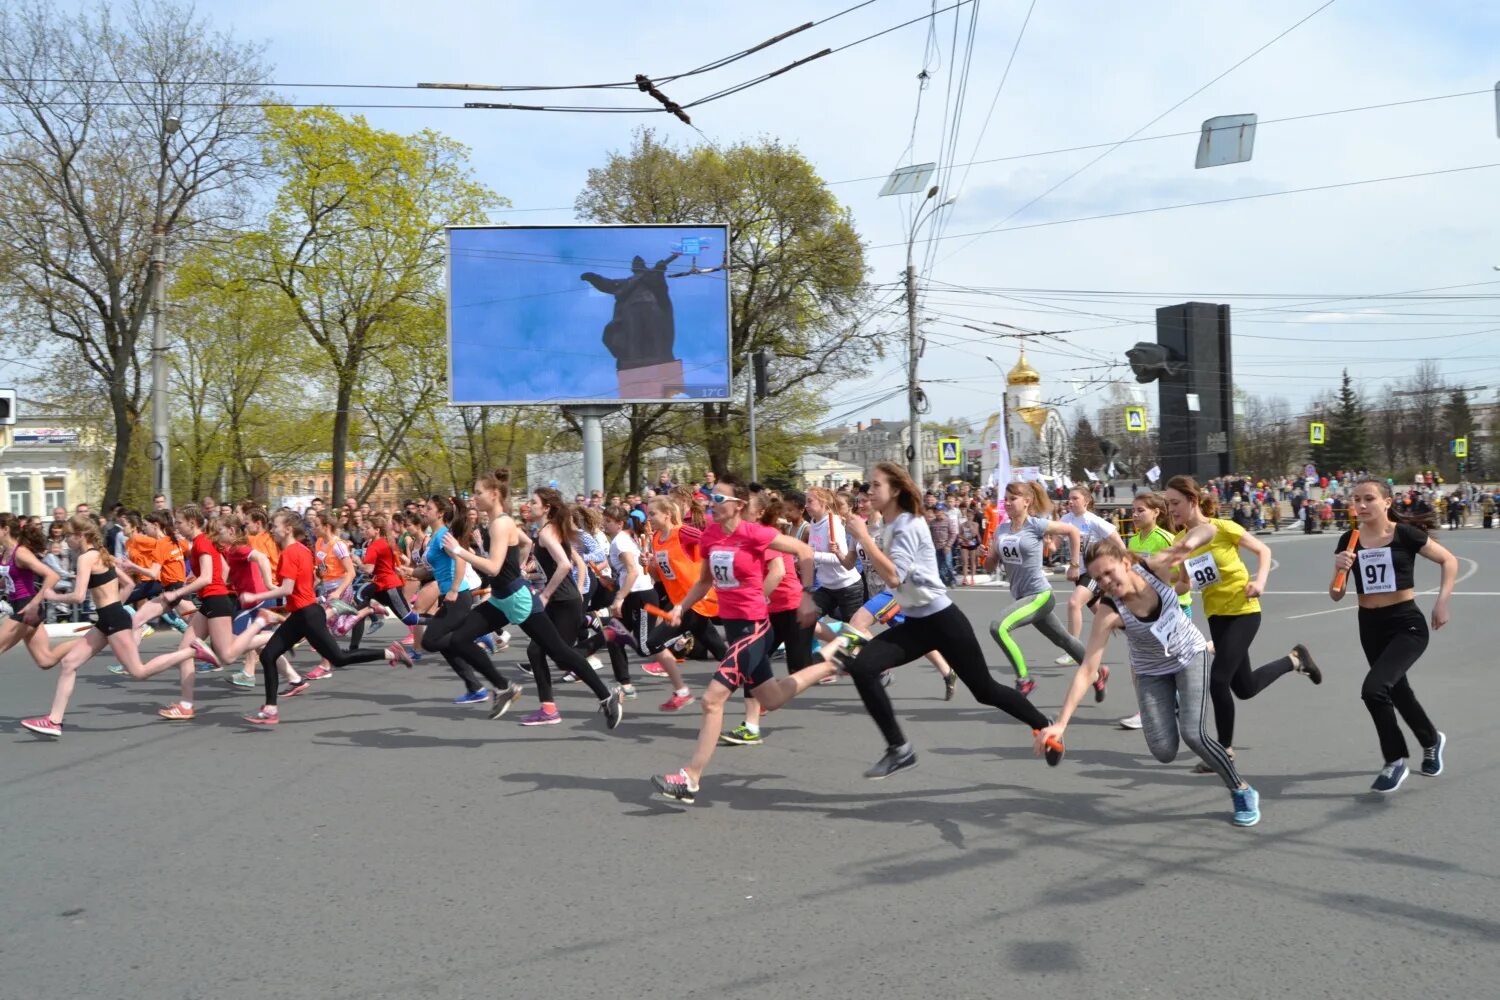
738, 463, 1061, 784
1035, 536, 1262, 827
21, 516, 199, 736
241, 511, 410, 727
638, 496, 723, 712
1116, 491, 1192, 729
650, 474, 817, 803
1159, 475, 1320, 771
987, 481, 1085, 696
1329, 477, 1455, 793
0, 513, 74, 668
1059, 486, 1120, 663
440, 469, 623, 728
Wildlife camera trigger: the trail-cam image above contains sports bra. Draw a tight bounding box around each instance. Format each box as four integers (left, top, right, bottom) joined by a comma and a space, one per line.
86, 557, 115, 589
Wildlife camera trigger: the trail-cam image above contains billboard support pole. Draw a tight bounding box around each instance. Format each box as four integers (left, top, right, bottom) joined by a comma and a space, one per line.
564, 405, 616, 495
747, 379, 758, 482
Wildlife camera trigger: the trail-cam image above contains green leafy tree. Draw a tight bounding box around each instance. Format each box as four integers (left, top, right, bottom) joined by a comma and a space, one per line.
1443, 388, 1478, 480
234, 106, 502, 506
575, 129, 874, 477
1068, 415, 1100, 483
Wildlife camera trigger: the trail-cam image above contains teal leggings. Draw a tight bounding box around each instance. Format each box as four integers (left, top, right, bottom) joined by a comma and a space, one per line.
988, 591, 1086, 679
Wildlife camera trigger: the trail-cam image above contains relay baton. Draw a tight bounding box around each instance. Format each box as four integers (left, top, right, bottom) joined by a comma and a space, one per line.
643, 603, 674, 622
1332, 528, 1359, 590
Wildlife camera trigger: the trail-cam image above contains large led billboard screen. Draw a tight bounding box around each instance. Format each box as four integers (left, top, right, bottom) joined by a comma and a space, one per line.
447, 224, 731, 405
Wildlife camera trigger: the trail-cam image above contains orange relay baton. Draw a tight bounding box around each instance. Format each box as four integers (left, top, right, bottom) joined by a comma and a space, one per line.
1332, 528, 1359, 590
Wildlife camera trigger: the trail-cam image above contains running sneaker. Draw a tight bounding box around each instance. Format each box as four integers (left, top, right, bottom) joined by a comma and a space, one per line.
231, 609, 258, 633
1016, 677, 1036, 697
1035, 727, 1065, 766
560, 672, 579, 684
329, 599, 360, 616
304, 665, 333, 681
1421, 732, 1446, 777
495, 629, 512, 651
488, 682, 523, 720
368, 600, 390, 619
1231, 785, 1261, 827
618, 683, 638, 700
659, 692, 695, 712
1292, 643, 1322, 685
385, 642, 414, 669
191, 638, 221, 668
1371, 759, 1408, 794
642, 661, 669, 678
365, 614, 386, 636
163, 612, 189, 633
108, 664, 127, 675
864, 744, 917, 779
943, 670, 959, 701
880, 670, 894, 688
1118, 712, 1143, 730
230, 671, 256, 689
599, 688, 624, 730
453, 690, 490, 705
719, 724, 763, 746
278, 679, 311, 699
140, 624, 156, 639
1055, 654, 1076, 666
475, 633, 496, 654
243, 709, 279, 726
158, 702, 195, 721
195, 662, 219, 674
652, 769, 698, 804
586, 655, 605, 676
21, 716, 62, 738
520, 706, 561, 726
1092, 664, 1110, 703
514, 661, 533, 679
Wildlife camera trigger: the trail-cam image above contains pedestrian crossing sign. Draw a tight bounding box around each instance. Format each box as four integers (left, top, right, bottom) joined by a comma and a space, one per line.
1454, 437, 1468, 459
1309, 422, 1325, 445
938, 437, 962, 466
1125, 406, 1146, 432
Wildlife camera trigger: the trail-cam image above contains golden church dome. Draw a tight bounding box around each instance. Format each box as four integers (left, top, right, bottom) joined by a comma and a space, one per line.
1007, 349, 1041, 386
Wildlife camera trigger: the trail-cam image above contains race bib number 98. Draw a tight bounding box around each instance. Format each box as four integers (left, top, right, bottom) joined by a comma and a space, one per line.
1184, 553, 1220, 591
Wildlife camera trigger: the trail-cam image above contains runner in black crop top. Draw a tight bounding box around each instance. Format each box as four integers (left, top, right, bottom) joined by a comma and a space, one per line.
1335, 522, 1427, 595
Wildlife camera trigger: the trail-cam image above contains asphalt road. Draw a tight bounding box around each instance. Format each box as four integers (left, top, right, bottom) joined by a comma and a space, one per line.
3, 529, 1497, 1000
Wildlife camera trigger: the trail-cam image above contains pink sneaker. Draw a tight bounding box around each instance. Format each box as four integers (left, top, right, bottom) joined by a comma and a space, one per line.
304, 665, 333, 681
659, 692, 695, 712
642, 661, 669, 678
385, 642, 414, 669
21, 716, 62, 738
519, 707, 561, 726
191, 638, 221, 668
244, 708, 279, 726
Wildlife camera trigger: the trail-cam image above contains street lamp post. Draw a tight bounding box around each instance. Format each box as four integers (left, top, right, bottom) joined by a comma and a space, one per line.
905, 187, 954, 488
150, 115, 180, 506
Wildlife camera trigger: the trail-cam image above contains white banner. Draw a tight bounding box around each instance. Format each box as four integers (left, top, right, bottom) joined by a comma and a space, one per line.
1146, 464, 1161, 483
1085, 468, 1099, 482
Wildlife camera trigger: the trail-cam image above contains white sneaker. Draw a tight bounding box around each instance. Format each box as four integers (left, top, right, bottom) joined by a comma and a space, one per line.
1118, 713, 1143, 730
496, 629, 512, 651
1055, 654, 1076, 666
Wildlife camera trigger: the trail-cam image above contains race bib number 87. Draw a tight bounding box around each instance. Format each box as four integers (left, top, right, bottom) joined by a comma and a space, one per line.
709, 550, 740, 589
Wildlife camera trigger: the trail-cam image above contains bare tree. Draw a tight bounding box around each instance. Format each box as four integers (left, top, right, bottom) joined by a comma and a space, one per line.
0, 0, 270, 506
1400, 360, 1445, 467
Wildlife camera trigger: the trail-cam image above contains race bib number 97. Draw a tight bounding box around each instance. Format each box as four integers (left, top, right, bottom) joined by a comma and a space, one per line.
1357, 547, 1396, 594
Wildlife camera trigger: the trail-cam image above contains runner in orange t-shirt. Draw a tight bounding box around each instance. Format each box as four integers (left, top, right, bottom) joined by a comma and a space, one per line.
640, 497, 728, 712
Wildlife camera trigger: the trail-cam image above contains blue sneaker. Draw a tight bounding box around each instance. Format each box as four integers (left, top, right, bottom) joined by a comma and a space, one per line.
1231, 785, 1261, 827
453, 690, 490, 705
1420, 732, 1446, 777
164, 612, 189, 633
1371, 759, 1408, 794
475, 634, 495, 654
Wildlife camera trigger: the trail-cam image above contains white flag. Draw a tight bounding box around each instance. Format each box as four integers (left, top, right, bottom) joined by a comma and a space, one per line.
1146, 464, 1161, 483
1060, 476, 1073, 489
1107, 461, 1118, 479
992, 406, 1011, 499
1084, 468, 1099, 482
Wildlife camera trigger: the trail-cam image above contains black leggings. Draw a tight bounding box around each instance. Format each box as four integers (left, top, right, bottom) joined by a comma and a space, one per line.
769, 607, 814, 674
422, 591, 487, 693
644, 606, 728, 661
813, 583, 864, 623
606, 590, 651, 684
1358, 602, 1438, 763
844, 602, 1048, 748
1205, 612, 1295, 747
258, 604, 387, 706
526, 596, 609, 702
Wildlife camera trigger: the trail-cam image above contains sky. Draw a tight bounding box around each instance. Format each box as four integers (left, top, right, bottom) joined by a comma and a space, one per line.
23, 0, 1500, 430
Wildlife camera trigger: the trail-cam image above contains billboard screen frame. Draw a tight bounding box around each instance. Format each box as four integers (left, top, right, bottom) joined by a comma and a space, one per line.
445, 222, 732, 407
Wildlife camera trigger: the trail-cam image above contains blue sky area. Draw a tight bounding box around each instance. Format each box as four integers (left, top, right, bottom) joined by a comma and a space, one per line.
448, 226, 730, 404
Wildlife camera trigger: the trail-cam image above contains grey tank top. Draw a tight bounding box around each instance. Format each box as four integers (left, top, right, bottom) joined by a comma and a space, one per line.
995, 516, 1051, 601
1099, 566, 1207, 677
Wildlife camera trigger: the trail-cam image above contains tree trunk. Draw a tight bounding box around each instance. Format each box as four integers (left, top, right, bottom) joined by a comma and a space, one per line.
331, 373, 356, 508
702, 401, 732, 477
103, 384, 136, 509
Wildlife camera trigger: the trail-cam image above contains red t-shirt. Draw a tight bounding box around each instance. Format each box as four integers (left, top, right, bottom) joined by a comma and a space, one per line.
364, 536, 403, 591
767, 549, 803, 613
223, 544, 267, 596
698, 519, 779, 621
279, 541, 317, 612
190, 533, 229, 597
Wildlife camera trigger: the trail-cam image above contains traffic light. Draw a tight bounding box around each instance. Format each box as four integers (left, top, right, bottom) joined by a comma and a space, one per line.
0, 388, 15, 425
753, 350, 769, 400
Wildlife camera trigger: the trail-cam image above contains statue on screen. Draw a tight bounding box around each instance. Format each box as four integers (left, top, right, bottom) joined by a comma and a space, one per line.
580, 253, 684, 397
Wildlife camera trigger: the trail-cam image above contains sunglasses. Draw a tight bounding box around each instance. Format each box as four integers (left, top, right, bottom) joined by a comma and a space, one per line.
708, 492, 741, 505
